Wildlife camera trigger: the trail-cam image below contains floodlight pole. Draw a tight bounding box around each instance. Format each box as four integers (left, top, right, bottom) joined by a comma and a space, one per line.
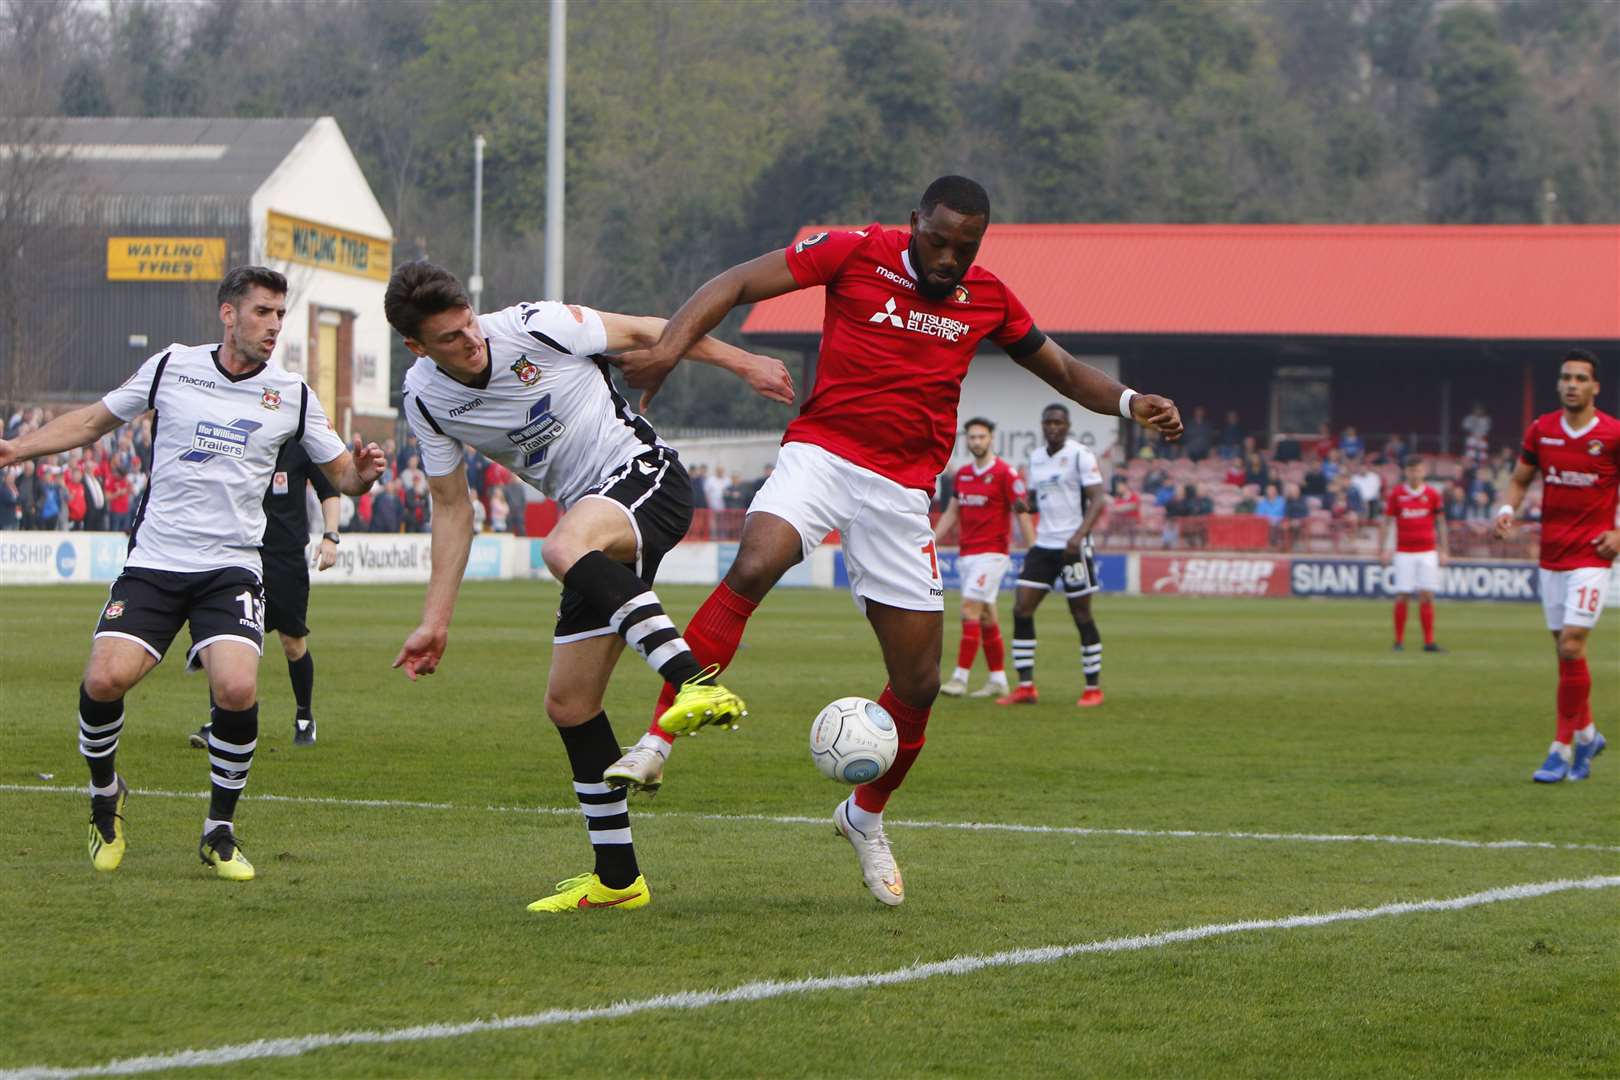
544, 0, 566, 301
470, 134, 486, 312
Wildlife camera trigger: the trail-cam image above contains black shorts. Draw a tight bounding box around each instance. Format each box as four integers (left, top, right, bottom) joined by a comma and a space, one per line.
261, 551, 312, 638
555, 447, 692, 640
94, 566, 265, 671
1017, 543, 1100, 598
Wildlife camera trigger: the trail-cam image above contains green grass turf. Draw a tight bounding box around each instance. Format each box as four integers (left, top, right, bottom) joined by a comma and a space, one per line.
1, 583, 1616, 1078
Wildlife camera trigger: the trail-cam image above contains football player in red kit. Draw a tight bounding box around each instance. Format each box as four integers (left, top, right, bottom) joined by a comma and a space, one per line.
1496, 350, 1619, 783
608, 175, 1181, 904
933, 417, 1035, 699
1380, 456, 1449, 652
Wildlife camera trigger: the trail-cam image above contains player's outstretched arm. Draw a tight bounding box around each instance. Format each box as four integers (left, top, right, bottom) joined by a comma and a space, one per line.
1494, 461, 1538, 539
598, 312, 794, 411
0, 403, 123, 468
1014, 340, 1182, 440
316, 443, 387, 497
613, 249, 802, 400
393, 465, 475, 681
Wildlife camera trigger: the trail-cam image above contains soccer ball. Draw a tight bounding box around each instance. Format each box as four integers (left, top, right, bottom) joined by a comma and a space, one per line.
809, 696, 899, 784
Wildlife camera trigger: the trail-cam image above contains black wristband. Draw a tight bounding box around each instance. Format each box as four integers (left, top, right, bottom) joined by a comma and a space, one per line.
322, 531, 340, 545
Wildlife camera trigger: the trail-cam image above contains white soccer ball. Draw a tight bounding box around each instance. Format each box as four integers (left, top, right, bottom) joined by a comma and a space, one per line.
809, 696, 899, 784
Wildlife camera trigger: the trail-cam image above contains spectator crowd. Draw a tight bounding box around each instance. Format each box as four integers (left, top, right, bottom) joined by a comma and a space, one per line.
3, 404, 785, 540
5, 400, 1528, 556
1108, 404, 1534, 552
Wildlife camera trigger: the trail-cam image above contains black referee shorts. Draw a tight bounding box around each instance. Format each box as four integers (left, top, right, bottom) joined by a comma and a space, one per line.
93, 566, 265, 671
555, 447, 692, 641
261, 550, 312, 638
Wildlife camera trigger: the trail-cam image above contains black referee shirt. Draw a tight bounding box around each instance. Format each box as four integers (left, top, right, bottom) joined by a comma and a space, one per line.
261, 440, 339, 558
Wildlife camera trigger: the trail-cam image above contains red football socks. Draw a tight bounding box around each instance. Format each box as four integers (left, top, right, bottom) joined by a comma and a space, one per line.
982, 622, 1006, 673
1419, 600, 1435, 646
1556, 657, 1590, 745
648, 582, 759, 740
853, 685, 930, 814
956, 619, 982, 670
1393, 598, 1408, 645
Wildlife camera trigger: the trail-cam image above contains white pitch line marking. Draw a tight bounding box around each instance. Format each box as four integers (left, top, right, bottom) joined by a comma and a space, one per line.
4, 874, 1616, 1080
3, 782, 1617, 854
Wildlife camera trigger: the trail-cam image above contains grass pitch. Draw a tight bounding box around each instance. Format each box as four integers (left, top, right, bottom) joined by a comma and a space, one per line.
2, 582, 1617, 1078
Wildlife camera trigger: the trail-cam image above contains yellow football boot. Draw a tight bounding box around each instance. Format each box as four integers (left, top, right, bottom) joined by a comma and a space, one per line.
655, 665, 747, 736
199, 825, 255, 881
526, 873, 650, 913
87, 776, 128, 872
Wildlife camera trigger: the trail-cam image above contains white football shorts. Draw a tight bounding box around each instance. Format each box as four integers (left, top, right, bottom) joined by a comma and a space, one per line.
1392, 550, 1440, 594
1539, 566, 1612, 631
749, 441, 943, 613
958, 552, 1011, 604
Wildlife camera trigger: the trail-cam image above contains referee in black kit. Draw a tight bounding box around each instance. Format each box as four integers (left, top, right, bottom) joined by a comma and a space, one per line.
193, 439, 341, 748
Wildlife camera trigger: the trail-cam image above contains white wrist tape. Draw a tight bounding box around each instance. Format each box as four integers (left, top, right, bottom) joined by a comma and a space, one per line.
1119, 389, 1138, 421
1496, 504, 1515, 519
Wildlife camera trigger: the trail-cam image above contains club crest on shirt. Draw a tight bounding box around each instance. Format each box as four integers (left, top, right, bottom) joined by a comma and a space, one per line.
795, 231, 828, 253
260, 388, 281, 411
952, 284, 971, 304
1589, 439, 1604, 456
103, 600, 125, 620
511, 356, 542, 386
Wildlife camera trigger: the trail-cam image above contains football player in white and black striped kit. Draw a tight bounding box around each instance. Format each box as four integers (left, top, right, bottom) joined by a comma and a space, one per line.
383, 261, 793, 914
1000, 403, 1111, 708
0, 267, 386, 880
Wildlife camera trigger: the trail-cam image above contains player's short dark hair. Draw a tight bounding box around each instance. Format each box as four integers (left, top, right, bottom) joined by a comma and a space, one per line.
385, 260, 472, 339
1042, 403, 1070, 418
1404, 454, 1424, 468
217, 266, 287, 307
1563, 348, 1600, 380
964, 417, 994, 434
919, 175, 991, 221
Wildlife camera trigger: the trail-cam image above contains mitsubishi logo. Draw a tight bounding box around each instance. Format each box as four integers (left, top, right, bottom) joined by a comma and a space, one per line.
868, 297, 904, 328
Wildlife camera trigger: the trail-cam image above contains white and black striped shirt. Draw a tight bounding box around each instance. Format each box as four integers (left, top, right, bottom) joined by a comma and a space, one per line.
102, 344, 344, 575
400, 301, 662, 508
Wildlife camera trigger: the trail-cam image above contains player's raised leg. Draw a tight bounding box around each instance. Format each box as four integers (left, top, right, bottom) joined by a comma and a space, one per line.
195, 640, 261, 880
615, 510, 801, 786
529, 635, 650, 912
80, 635, 159, 872
542, 498, 744, 737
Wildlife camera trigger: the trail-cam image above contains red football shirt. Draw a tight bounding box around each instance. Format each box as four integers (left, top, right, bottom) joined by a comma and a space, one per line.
782, 225, 1038, 492
1521, 410, 1620, 570
1388, 484, 1443, 552
952, 457, 1026, 555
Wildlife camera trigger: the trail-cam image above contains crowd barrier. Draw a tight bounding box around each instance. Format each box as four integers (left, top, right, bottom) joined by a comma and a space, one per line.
5, 533, 1616, 605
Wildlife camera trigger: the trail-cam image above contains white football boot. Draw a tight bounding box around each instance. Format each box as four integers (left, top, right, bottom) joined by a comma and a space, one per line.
833, 799, 904, 906
603, 744, 665, 794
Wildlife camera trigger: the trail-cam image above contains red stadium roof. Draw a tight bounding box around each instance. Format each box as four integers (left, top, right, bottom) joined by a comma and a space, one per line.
740, 224, 1620, 342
